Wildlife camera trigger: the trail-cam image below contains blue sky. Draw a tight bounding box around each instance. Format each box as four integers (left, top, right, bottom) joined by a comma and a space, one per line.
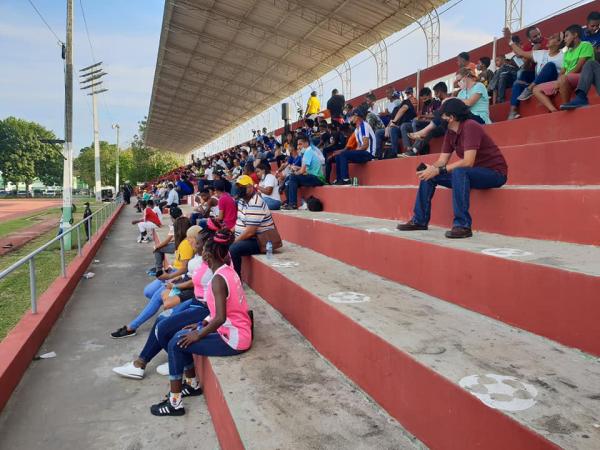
0, 0, 594, 155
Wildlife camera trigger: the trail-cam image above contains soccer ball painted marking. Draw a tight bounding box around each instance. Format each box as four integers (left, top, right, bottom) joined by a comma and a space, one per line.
459, 374, 538, 412
481, 248, 533, 258
327, 291, 371, 304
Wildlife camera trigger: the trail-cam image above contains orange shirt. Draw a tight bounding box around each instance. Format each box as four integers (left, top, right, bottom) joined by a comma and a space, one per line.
346, 133, 358, 150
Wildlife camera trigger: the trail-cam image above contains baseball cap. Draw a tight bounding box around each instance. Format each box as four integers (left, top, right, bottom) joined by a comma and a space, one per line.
236, 175, 254, 186
404, 86, 414, 94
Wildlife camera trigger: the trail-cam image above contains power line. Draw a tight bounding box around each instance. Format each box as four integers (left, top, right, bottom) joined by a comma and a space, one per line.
79, 0, 97, 63
26, 0, 63, 46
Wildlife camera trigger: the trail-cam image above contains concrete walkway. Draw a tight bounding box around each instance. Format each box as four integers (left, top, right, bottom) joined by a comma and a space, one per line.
0, 205, 218, 450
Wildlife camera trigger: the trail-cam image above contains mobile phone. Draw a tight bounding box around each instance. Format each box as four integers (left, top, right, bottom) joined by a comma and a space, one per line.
416, 163, 427, 172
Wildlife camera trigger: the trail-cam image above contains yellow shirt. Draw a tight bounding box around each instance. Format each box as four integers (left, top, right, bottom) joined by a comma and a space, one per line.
306, 96, 321, 115
173, 239, 194, 270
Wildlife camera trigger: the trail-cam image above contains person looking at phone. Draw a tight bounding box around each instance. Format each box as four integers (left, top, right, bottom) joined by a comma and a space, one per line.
396, 99, 508, 239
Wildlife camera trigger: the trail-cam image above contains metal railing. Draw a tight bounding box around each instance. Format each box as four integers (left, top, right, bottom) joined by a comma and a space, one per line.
0, 199, 122, 314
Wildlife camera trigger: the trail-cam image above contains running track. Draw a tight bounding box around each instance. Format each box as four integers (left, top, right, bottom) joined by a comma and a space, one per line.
0, 200, 61, 223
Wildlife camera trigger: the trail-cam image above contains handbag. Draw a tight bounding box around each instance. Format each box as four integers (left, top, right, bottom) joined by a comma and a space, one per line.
256, 227, 283, 254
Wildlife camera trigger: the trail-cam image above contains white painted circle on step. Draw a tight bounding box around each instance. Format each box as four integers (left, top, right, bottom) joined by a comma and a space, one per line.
327, 291, 370, 304
270, 261, 300, 268
459, 374, 538, 412
481, 248, 533, 258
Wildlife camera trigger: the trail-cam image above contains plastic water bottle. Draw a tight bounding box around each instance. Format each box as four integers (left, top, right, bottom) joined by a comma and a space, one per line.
266, 241, 273, 260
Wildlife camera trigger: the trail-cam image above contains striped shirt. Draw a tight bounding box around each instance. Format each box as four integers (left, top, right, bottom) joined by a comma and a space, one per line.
234, 193, 274, 237
355, 120, 376, 156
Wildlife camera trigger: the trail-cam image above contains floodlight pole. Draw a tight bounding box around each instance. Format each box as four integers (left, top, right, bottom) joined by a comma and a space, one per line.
62, 0, 74, 249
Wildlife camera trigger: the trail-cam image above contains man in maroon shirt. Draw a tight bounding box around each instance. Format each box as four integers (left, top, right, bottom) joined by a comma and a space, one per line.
397, 99, 508, 238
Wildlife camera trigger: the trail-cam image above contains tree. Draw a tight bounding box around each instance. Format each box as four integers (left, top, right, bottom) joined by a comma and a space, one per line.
0, 117, 63, 190
74, 141, 118, 188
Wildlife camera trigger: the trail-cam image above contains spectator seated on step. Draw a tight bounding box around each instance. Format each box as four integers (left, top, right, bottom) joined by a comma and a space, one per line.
111, 219, 194, 339
456, 67, 492, 124
323, 121, 349, 184
210, 180, 237, 231
374, 88, 416, 159
189, 189, 217, 226
229, 175, 275, 276
379, 89, 402, 126
149, 206, 184, 277
452, 51, 478, 95
333, 109, 376, 185
212, 169, 232, 195
477, 56, 494, 88
256, 162, 281, 210
159, 183, 179, 211
176, 174, 195, 200
583, 11, 600, 59
132, 199, 162, 243
505, 30, 565, 119
150, 228, 252, 417
362, 92, 386, 133
396, 98, 508, 239
488, 55, 518, 104
282, 133, 326, 207
406, 82, 451, 156
275, 145, 301, 190
399, 87, 441, 157
533, 24, 595, 113
112, 224, 220, 381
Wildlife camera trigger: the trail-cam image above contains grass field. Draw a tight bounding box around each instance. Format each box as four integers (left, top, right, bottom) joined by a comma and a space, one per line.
0, 201, 105, 341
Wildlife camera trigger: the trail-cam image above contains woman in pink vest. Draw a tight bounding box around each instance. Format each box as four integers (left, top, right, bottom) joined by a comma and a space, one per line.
151, 227, 253, 417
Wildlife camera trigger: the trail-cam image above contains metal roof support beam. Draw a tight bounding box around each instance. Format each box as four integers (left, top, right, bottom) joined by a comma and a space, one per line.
336, 61, 352, 99
404, 3, 441, 68
505, 0, 523, 32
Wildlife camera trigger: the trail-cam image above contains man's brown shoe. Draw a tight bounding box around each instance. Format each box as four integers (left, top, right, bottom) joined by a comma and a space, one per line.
445, 227, 473, 239
396, 221, 428, 231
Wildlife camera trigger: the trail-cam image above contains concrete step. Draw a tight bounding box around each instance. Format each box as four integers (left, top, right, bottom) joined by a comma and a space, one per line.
427, 103, 600, 154
348, 136, 600, 187
244, 244, 600, 450
194, 290, 423, 450
296, 184, 600, 245
272, 210, 600, 356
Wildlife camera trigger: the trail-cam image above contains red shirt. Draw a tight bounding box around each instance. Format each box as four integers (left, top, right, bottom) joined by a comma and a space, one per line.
217, 192, 238, 230
144, 207, 162, 227
442, 120, 508, 177
522, 36, 548, 51
250, 172, 260, 184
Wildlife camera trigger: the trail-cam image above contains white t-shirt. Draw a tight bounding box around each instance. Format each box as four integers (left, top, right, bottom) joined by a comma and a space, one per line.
205, 167, 214, 181
167, 224, 174, 237
259, 173, 280, 202
386, 99, 401, 114
187, 254, 203, 277
210, 195, 219, 217
532, 50, 564, 76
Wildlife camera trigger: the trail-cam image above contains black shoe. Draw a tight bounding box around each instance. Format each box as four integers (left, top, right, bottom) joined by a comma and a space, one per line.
150, 398, 185, 417
155, 269, 164, 278
181, 383, 203, 398
445, 227, 473, 239
281, 204, 297, 210
248, 310, 254, 343
396, 220, 428, 231
399, 149, 417, 158
333, 179, 351, 185
111, 326, 136, 339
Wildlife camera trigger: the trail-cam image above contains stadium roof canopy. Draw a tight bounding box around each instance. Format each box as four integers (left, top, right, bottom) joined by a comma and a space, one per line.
145, 0, 448, 153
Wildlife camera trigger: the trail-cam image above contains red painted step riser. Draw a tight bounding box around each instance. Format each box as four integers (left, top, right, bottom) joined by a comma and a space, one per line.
297, 186, 600, 245
194, 357, 245, 450
273, 213, 600, 357
244, 258, 558, 450
347, 137, 600, 186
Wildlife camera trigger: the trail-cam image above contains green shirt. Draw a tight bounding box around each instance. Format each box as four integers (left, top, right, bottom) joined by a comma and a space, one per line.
563, 41, 595, 74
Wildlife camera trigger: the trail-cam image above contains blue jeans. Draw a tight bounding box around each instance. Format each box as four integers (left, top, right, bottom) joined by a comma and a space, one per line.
139, 301, 209, 363
167, 327, 244, 380
153, 242, 175, 271
190, 213, 204, 226
286, 174, 324, 207
375, 127, 401, 159
129, 279, 166, 330
510, 70, 536, 106
412, 167, 507, 229
229, 237, 260, 277
335, 150, 373, 181
263, 196, 281, 210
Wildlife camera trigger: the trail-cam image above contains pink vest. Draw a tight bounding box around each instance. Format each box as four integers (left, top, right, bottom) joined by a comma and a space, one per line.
191, 262, 210, 299
205, 264, 252, 351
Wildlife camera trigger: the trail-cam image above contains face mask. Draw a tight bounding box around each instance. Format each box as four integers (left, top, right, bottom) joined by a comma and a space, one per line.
236, 186, 248, 199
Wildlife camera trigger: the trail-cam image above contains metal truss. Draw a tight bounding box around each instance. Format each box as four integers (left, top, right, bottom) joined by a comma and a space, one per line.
403, 1, 441, 68
505, 0, 523, 32
335, 61, 352, 99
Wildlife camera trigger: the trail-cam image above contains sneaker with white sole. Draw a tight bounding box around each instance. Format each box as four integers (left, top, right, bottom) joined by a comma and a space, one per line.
156, 362, 169, 376
136, 236, 143, 243
112, 361, 145, 379
150, 398, 185, 417
110, 326, 136, 339
517, 87, 533, 101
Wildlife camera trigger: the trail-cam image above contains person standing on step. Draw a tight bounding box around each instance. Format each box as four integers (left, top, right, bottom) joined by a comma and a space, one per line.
150, 228, 252, 417
397, 99, 508, 239
83, 202, 92, 241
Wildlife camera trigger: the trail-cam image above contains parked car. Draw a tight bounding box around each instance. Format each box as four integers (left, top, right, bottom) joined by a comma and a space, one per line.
0, 190, 9, 198
32, 189, 44, 198
17, 190, 30, 198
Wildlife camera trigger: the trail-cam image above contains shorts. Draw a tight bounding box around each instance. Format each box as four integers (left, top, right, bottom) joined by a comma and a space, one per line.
537, 73, 580, 96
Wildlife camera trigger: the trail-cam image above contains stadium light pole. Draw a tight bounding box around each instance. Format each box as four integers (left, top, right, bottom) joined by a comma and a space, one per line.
112, 123, 120, 195
62, 0, 74, 249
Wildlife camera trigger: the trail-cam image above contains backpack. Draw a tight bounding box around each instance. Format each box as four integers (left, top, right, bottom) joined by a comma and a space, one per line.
306, 196, 323, 212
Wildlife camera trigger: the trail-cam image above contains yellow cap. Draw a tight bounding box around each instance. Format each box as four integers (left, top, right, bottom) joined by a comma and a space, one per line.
236, 175, 254, 186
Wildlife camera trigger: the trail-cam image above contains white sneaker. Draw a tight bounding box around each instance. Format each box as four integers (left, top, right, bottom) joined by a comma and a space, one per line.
136, 236, 143, 243
112, 361, 145, 379
156, 362, 169, 376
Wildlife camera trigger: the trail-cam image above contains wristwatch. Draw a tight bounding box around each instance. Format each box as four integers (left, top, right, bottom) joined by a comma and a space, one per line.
438, 165, 448, 175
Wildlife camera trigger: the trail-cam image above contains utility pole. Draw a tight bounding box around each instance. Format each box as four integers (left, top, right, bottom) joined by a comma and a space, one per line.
79, 62, 108, 202
112, 123, 120, 195
62, 0, 74, 249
